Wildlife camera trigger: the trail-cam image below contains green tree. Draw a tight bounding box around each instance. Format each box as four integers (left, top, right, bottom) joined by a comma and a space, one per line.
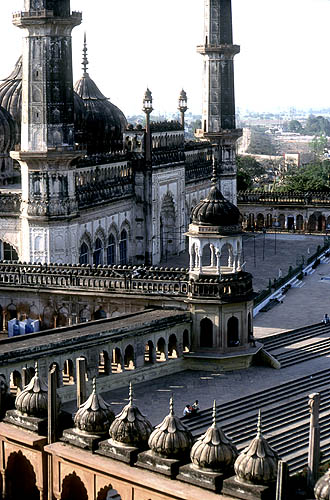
310, 134, 328, 158
304, 115, 330, 136
237, 170, 253, 191
236, 155, 265, 190
279, 160, 330, 192
247, 129, 277, 155
288, 119, 303, 133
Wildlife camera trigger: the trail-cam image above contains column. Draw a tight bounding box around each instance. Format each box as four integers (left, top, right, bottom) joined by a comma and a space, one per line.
76, 357, 87, 408
307, 392, 320, 490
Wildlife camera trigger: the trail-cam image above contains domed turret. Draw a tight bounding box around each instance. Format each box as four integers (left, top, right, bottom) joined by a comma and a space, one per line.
0, 57, 22, 144
15, 361, 59, 418
74, 378, 114, 435
234, 411, 279, 485
190, 401, 238, 472
109, 383, 153, 447
315, 468, 330, 499
0, 105, 16, 154
74, 34, 127, 154
191, 158, 241, 233
148, 397, 193, 459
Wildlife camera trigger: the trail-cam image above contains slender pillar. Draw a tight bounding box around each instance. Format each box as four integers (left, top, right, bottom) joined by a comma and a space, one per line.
76, 357, 87, 408
307, 392, 320, 490
276, 461, 289, 500
48, 366, 58, 500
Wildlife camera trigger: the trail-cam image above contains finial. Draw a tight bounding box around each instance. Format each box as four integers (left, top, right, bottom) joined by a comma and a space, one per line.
257, 409, 262, 437
129, 382, 133, 406
92, 377, 96, 393
211, 154, 217, 186
82, 32, 89, 76
169, 395, 174, 416
212, 400, 217, 428
35, 360, 39, 377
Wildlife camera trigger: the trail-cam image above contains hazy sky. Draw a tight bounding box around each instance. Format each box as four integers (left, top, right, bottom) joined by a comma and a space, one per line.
1, 0, 330, 116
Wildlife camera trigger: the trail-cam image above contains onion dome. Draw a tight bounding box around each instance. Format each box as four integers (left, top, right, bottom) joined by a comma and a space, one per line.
190, 401, 238, 472
0, 57, 22, 144
0, 56, 87, 147
74, 378, 114, 435
0, 106, 16, 154
15, 361, 56, 418
315, 469, 330, 500
109, 383, 153, 447
191, 158, 241, 232
74, 34, 127, 154
234, 411, 279, 485
148, 397, 193, 459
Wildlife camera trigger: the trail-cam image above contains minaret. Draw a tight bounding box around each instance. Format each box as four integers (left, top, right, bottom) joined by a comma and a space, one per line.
11, 1, 83, 263
197, 0, 242, 205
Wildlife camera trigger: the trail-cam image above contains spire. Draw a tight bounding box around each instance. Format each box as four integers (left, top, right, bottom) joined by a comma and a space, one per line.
257, 409, 262, 438
82, 32, 89, 76
169, 396, 174, 416
129, 382, 133, 407
92, 377, 96, 393
212, 400, 217, 428
35, 360, 39, 377
211, 153, 218, 186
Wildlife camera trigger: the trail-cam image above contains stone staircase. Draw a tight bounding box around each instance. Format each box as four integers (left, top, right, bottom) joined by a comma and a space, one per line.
261, 323, 330, 368
182, 368, 330, 474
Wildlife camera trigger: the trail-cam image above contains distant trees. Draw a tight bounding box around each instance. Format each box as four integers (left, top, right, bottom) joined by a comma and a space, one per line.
304, 115, 330, 136
246, 129, 277, 155
288, 120, 303, 133
279, 160, 330, 192
236, 155, 264, 190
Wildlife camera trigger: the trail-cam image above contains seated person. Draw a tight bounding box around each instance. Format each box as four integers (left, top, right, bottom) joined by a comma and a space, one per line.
183, 404, 192, 417
191, 400, 199, 413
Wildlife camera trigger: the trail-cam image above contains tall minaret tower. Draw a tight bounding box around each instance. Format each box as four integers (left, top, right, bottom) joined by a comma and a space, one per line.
11, 0, 83, 263
197, 0, 242, 205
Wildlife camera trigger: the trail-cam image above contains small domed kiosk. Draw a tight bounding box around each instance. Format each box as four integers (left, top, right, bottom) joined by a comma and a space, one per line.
97, 383, 153, 465
222, 411, 280, 500
178, 400, 238, 492
185, 158, 260, 371
136, 397, 193, 478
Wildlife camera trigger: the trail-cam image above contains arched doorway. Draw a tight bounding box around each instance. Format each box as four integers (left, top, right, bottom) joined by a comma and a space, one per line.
227, 317, 239, 347
256, 213, 264, 230
6, 451, 40, 500
168, 334, 178, 358
278, 214, 285, 229
63, 359, 74, 385
287, 216, 295, 230
200, 318, 213, 348
111, 347, 123, 373
266, 213, 273, 228
97, 485, 122, 500
296, 214, 304, 231
60, 472, 88, 500
308, 214, 316, 232
99, 351, 111, 375
318, 215, 325, 232
156, 337, 166, 362
144, 341, 155, 364
124, 345, 135, 370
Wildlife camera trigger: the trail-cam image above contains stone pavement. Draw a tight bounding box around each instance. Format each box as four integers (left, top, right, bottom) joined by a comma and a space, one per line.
254, 256, 330, 337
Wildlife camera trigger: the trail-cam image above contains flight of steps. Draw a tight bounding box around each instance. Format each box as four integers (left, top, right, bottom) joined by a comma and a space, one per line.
260, 323, 330, 368
182, 368, 330, 474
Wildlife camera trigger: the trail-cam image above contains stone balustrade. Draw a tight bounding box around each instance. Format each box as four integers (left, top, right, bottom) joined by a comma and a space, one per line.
238, 191, 330, 205
0, 193, 21, 215
0, 262, 253, 301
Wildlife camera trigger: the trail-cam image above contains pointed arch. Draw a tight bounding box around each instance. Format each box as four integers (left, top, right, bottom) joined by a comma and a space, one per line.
6, 451, 40, 500
60, 472, 88, 500
79, 231, 92, 265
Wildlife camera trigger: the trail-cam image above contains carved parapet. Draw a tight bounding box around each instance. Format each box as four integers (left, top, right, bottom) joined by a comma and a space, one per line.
0, 193, 21, 215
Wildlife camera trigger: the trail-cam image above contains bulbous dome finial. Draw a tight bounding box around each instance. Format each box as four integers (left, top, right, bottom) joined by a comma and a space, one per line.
109, 383, 153, 448
74, 377, 114, 435
148, 396, 193, 459
15, 361, 58, 418
82, 32, 89, 76
234, 410, 279, 485
315, 468, 330, 499
190, 400, 238, 472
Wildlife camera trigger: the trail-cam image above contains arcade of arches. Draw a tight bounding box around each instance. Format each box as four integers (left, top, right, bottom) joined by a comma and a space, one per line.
242, 210, 330, 232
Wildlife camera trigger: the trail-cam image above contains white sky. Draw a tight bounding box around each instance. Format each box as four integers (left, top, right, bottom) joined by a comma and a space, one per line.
1, 0, 330, 116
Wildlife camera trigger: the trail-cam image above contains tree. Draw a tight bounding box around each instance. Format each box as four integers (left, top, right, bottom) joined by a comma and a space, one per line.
288, 120, 303, 133
304, 115, 330, 136
236, 155, 265, 190
310, 134, 328, 158
279, 160, 330, 192
246, 129, 277, 155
